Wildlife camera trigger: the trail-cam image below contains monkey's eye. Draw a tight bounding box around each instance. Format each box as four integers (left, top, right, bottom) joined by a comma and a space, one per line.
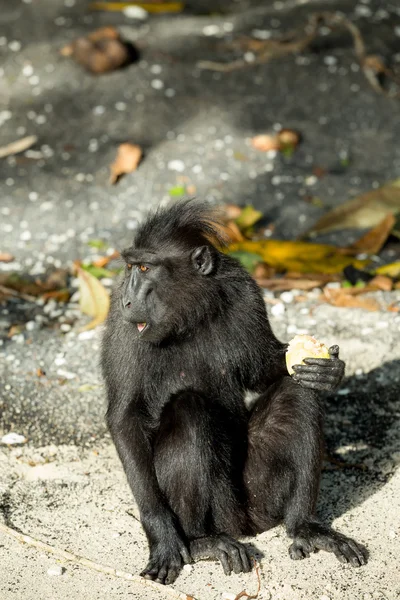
126, 263, 132, 270
138, 265, 149, 273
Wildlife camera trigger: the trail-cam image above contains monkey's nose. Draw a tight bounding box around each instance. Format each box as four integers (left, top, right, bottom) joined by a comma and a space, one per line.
124, 301, 132, 308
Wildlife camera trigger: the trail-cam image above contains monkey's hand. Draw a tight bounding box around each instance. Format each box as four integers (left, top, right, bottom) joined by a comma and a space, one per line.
141, 532, 192, 585
291, 345, 345, 392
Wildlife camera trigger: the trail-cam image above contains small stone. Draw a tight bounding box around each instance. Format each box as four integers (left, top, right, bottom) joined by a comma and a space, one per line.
78, 330, 95, 341
203, 25, 220, 36
57, 369, 76, 379
168, 159, 185, 172
280, 291, 294, 304
337, 388, 350, 395
123, 5, 148, 19
1, 433, 27, 445
270, 303, 285, 317
47, 565, 64, 576
151, 79, 164, 90
25, 321, 37, 331
183, 564, 193, 572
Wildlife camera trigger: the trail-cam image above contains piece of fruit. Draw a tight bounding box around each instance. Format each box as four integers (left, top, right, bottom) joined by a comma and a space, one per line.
285, 334, 330, 375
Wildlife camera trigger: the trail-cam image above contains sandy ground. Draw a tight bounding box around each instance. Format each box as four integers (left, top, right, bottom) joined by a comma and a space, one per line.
1, 0, 400, 598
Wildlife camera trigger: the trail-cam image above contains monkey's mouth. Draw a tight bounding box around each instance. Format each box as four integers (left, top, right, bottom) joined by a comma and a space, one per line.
136, 322, 148, 333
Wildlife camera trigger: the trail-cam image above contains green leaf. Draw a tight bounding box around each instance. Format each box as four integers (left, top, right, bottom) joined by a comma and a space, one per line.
169, 185, 186, 197
228, 251, 263, 273
87, 239, 108, 250
81, 264, 116, 279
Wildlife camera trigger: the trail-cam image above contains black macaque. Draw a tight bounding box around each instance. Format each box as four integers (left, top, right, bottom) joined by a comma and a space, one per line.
101, 200, 366, 585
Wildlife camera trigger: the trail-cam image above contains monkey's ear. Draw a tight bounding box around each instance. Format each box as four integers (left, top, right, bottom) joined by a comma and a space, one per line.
191, 246, 214, 275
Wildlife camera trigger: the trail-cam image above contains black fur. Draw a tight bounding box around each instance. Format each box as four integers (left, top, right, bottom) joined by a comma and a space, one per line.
101, 200, 366, 585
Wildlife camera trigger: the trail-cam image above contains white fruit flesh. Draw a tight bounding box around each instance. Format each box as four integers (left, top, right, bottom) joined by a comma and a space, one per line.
285, 334, 330, 375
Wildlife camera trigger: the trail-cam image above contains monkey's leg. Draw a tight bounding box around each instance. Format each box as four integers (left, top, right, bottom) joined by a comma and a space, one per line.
154, 391, 251, 575
245, 377, 367, 567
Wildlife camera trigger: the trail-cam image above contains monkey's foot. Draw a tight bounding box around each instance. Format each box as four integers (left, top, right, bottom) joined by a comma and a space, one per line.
190, 534, 252, 575
288, 522, 367, 567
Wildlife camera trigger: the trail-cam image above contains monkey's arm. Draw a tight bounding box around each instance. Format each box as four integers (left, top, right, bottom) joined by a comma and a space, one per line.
291, 345, 345, 392
106, 403, 191, 584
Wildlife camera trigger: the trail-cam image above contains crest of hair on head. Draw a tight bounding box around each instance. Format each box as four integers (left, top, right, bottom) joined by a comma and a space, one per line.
134, 199, 229, 251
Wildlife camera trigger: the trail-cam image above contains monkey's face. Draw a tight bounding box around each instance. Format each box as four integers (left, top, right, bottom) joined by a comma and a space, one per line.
119, 244, 216, 343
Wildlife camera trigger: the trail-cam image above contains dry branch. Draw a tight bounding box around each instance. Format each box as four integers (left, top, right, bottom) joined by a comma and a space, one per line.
0, 522, 197, 600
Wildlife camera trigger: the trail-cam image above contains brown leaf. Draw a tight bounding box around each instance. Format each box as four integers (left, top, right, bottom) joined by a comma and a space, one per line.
213, 221, 244, 244
277, 128, 300, 148
61, 27, 133, 74
92, 250, 120, 268
256, 278, 323, 291
304, 180, 400, 236
368, 275, 393, 292
323, 288, 379, 311
36, 368, 46, 377
349, 214, 395, 255
222, 204, 243, 221
251, 134, 280, 152
0, 253, 14, 262
110, 143, 142, 184
253, 263, 276, 280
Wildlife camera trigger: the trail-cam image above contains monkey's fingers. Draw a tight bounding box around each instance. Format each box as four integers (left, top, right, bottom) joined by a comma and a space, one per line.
180, 545, 192, 564
328, 344, 340, 359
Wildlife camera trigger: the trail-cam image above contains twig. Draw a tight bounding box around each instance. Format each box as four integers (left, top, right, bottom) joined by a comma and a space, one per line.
234, 559, 262, 600
0, 284, 37, 302
0, 136, 38, 159
0, 522, 197, 600
197, 11, 400, 97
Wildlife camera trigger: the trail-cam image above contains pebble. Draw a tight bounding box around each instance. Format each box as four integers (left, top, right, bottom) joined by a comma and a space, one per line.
337, 388, 350, 395
1, 433, 27, 445
280, 291, 294, 304
25, 321, 37, 331
151, 79, 164, 90
203, 25, 220, 36
57, 369, 76, 379
60, 324, 71, 333
78, 330, 95, 341
183, 564, 193, 572
168, 159, 185, 172
270, 303, 285, 317
221, 594, 236, 600
123, 5, 148, 19
47, 565, 64, 576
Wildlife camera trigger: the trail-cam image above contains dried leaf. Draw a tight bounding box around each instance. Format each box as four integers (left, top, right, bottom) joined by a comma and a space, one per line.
61, 27, 135, 74
77, 266, 110, 331
305, 180, 400, 236
323, 288, 379, 311
251, 134, 280, 152
227, 240, 369, 274
41, 289, 71, 303
376, 261, 400, 278
110, 143, 142, 184
213, 221, 244, 244
222, 204, 243, 221
0, 253, 14, 262
0, 136, 38, 159
348, 214, 395, 255
92, 250, 120, 268
253, 263, 276, 280
235, 206, 263, 231
368, 275, 393, 292
89, 2, 184, 14
256, 278, 324, 291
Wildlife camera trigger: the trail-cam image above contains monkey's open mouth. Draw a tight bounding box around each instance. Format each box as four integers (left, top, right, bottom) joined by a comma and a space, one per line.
137, 322, 147, 333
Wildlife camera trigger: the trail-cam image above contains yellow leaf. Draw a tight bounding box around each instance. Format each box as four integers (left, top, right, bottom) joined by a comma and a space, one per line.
227, 240, 369, 274
77, 267, 110, 331
89, 2, 184, 13
375, 261, 400, 277
235, 205, 263, 230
